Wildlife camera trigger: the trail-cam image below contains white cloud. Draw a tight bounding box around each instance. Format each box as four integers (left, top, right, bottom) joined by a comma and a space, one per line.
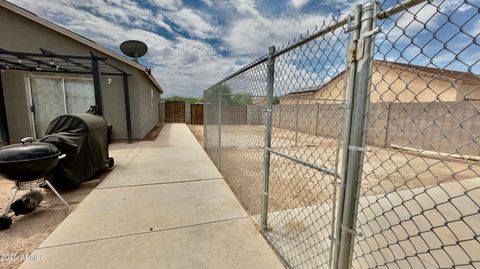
225, 14, 329, 55
147, 0, 181, 10
228, 0, 259, 16
291, 0, 311, 9
165, 8, 218, 39
154, 14, 175, 33
202, 0, 213, 6
150, 37, 249, 96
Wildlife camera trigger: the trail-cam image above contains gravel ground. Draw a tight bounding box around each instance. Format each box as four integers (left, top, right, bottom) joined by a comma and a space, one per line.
192, 124, 479, 215
188, 124, 204, 146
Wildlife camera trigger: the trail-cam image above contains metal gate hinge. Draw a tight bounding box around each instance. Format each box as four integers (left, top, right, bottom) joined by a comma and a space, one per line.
342, 226, 363, 237
349, 145, 371, 152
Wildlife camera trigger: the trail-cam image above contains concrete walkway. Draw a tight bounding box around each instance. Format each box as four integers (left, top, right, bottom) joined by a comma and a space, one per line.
20, 124, 283, 269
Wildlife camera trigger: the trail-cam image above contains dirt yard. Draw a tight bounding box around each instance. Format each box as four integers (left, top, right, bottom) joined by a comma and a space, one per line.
0, 174, 110, 269
189, 124, 480, 215
188, 124, 204, 146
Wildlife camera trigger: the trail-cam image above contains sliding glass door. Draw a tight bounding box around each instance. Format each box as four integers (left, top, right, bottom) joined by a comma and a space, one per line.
64, 79, 95, 114
29, 77, 95, 138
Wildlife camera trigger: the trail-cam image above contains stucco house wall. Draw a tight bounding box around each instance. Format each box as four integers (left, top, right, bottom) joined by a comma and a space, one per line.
272, 61, 480, 155
0, 4, 162, 142
279, 61, 478, 105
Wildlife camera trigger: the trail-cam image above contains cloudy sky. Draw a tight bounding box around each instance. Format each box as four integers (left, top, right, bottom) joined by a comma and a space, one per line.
6, 0, 480, 97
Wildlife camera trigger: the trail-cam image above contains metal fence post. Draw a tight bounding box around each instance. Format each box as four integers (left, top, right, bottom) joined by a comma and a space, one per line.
335, 2, 377, 269
261, 45, 276, 232
332, 5, 363, 268
122, 74, 133, 144
90, 53, 103, 116
295, 98, 299, 147
203, 90, 207, 149
383, 102, 392, 148
315, 102, 320, 136
217, 87, 222, 170
278, 104, 282, 129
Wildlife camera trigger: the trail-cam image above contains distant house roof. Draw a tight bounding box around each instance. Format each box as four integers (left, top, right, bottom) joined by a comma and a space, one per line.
283, 60, 479, 97
0, 0, 163, 93
285, 85, 318, 95
376, 60, 480, 84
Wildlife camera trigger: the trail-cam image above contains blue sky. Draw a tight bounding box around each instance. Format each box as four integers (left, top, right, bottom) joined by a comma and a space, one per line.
6, 0, 480, 97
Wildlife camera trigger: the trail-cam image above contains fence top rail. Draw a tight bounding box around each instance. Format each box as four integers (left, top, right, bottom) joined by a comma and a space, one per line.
204, 0, 428, 93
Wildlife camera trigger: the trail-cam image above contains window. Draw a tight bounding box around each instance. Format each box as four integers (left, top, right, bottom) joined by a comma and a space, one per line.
151, 89, 154, 107
29, 77, 94, 138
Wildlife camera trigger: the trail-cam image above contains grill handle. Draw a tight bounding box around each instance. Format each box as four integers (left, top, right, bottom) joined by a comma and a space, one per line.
21, 137, 35, 144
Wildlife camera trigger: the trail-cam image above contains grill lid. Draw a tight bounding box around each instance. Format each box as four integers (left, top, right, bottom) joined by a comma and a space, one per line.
0, 140, 61, 164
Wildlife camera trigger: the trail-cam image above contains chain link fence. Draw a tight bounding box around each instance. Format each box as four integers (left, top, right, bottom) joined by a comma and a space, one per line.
204, 0, 480, 268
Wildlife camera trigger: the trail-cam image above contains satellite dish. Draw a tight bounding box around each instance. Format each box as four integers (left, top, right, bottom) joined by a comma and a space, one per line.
120, 40, 148, 62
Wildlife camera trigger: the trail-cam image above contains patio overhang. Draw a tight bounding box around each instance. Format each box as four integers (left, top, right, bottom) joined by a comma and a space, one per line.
0, 48, 133, 144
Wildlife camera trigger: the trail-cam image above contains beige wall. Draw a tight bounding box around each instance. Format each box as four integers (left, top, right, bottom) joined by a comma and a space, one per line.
101, 75, 127, 139
136, 69, 160, 138
0, 6, 160, 142
369, 63, 471, 103
280, 62, 477, 104
274, 62, 480, 155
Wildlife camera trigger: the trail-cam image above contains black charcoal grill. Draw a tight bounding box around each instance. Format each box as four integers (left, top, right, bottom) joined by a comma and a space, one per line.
0, 137, 69, 230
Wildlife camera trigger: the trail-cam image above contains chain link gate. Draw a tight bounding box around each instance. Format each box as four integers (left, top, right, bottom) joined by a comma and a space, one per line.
204, 0, 480, 268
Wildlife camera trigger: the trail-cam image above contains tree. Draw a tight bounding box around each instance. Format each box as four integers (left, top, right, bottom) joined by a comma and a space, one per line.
205, 84, 253, 105
231, 92, 253, 105
163, 96, 203, 103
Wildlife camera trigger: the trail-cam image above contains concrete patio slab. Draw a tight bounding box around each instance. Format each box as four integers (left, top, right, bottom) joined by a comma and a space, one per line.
40, 179, 246, 247
98, 147, 222, 188
21, 218, 284, 269
19, 123, 283, 268
146, 123, 203, 149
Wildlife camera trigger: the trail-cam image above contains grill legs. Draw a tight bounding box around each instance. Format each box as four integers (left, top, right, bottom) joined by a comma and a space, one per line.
3, 187, 18, 215
0, 187, 17, 230
0, 180, 70, 230
44, 180, 70, 210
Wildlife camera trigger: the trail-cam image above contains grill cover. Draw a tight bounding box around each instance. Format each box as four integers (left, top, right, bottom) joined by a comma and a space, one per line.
40, 113, 110, 188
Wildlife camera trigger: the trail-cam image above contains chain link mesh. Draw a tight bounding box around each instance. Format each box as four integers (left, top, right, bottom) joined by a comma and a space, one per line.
204, 0, 480, 268
352, 0, 480, 268
262, 17, 349, 268
205, 57, 269, 215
